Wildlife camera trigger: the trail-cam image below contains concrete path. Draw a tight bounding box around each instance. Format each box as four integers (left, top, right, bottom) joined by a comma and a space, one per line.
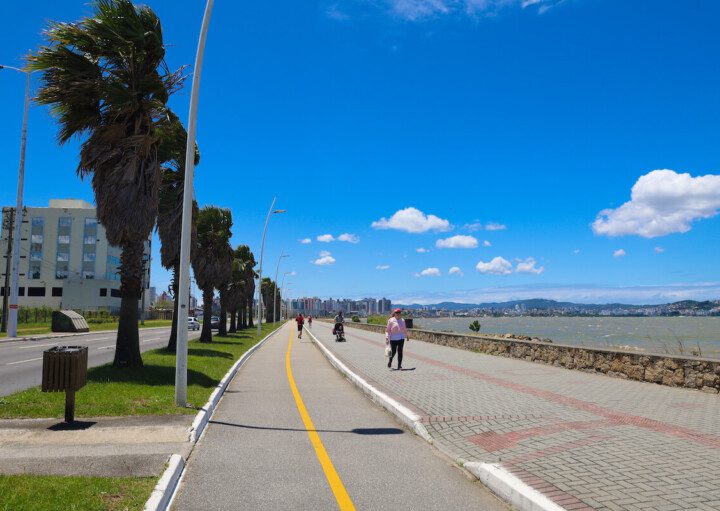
0, 414, 193, 477
172, 322, 507, 511
0, 327, 199, 396
312, 321, 720, 511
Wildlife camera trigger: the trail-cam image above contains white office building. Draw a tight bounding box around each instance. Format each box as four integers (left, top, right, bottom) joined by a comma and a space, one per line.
0, 199, 151, 312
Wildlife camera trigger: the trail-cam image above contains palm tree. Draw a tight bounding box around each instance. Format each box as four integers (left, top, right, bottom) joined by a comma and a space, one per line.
156, 112, 200, 352
29, 0, 183, 367
261, 278, 280, 323
225, 251, 246, 333
194, 207, 233, 343
234, 245, 257, 329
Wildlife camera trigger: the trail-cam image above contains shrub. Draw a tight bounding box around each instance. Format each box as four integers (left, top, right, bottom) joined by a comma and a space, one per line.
351, 315, 359, 322
469, 320, 481, 332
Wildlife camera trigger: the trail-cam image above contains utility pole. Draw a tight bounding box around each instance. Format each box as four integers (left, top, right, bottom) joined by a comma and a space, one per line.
1, 207, 14, 332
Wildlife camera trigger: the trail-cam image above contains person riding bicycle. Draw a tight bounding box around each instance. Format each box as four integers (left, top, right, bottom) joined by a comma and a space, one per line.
333, 311, 345, 335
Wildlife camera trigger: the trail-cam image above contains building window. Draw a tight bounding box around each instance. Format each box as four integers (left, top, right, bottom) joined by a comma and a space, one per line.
18, 287, 25, 297
106, 254, 121, 281
27, 287, 46, 297
82, 218, 97, 279
99, 288, 107, 297
110, 288, 121, 298
52, 287, 63, 297
55, 216, 72, 279
28, 217, 44, 280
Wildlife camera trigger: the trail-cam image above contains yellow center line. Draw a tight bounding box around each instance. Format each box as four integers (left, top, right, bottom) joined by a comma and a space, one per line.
285, 327, 356, 511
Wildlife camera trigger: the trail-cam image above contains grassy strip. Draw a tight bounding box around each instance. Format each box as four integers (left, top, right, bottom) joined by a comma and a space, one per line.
0, 319, 173, 338
0, 323, 282, 418
0, 474, 156, 511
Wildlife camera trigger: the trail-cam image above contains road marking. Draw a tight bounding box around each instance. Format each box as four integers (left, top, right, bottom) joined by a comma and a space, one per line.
6, 357, 42, 366
285, 328, 356, 511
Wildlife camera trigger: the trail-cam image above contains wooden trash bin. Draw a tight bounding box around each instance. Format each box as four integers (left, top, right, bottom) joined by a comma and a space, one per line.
42, 346, 88, 422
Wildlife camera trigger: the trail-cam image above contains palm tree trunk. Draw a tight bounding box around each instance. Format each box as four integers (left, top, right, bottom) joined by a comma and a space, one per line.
218, 295, 227, 336
167, 265, 179, 352
114, 239, 144, 367
239, 299, 246, 328
247, 299, 254, 328
199, 287, 213, 343
229, 310, 237, 333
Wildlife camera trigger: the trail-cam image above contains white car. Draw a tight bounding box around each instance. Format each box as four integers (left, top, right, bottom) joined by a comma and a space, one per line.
188, 317, 200, 331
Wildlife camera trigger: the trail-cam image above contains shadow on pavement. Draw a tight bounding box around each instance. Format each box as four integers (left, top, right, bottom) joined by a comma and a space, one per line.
209, 420, 403, 435
48, 421, 97, 431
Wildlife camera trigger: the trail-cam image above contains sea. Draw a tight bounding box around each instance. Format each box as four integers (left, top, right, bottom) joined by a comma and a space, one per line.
413, 316, 720, 360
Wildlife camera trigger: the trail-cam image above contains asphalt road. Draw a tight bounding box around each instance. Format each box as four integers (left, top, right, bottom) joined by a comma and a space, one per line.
0, 327, 200, 396
172, 322, 508, 511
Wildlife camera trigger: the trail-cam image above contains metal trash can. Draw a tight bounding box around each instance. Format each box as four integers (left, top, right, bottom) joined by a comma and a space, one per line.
42, 346, 88, 422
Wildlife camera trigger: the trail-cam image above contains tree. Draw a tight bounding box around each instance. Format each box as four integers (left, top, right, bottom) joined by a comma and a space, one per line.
260, 278, 280, 324
233, 245, 257, 329
469, 320, 481, 332
156, 112, 200, 352
193, 207, 233, 343
30, 0, 183, 367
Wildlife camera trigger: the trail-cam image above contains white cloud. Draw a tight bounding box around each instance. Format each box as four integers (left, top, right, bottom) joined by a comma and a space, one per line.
483, 240, 492, 247
372, 207, 451, 233
436, 235, 478, 249
654, 247, 665, 253
515, 257, 544, 275
299, 238, 312, 244
337, 233, 360, 243
376, 264, 391, 270
573, 249, 581, 254
416, 267, 441, 277
314, 251, 336, 265
288, 271, 297, 276
317, 234, 335, 242
592, 169, 720, 238
476, 256, 512, 275
385, 0, 565, 20
464, 222, 483, 232
485, 222, 507, 231
416, 248, 430, 253
613, 249, 626, 258
448, 266, 463, 276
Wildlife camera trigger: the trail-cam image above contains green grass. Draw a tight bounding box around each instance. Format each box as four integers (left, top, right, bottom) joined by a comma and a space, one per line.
0, 474, 156, 511
0, 319, 173, 338
0, 323, 282, 418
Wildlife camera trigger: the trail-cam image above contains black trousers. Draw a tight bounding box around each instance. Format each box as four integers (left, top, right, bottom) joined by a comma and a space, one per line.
389, 339, 405, 367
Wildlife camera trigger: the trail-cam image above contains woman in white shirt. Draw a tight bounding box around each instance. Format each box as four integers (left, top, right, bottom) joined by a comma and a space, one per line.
385, 309, 409, 370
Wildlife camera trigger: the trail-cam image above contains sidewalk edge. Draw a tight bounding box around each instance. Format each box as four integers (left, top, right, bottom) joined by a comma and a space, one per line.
465, 462, 566, 511
144, 324, 284, 511
305, 326, 566, 511
143, 454, 184, 511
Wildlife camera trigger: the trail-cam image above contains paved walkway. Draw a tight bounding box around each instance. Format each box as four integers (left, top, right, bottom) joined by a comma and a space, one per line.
311, 321, 720, 511
172, 322, 507, 510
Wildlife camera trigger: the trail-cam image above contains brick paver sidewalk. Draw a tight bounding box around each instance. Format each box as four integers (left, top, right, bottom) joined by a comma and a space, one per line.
309, 321, 720, 511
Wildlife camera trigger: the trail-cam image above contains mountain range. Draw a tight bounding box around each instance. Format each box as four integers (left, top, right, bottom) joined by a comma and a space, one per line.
395, 299, 720, 311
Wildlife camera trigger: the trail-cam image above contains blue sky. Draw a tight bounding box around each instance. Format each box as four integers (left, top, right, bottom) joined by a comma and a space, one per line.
2, 0, 719, 305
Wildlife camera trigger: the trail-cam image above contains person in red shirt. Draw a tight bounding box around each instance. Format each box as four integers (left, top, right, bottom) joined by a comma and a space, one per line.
295, 313, 305, 338
308, 315, 313, 327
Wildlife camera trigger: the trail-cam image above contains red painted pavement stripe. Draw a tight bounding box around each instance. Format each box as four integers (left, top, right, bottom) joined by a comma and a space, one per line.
346, 329, 720, 450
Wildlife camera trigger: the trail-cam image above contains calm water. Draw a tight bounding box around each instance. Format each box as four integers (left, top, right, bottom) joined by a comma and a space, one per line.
414, 316, 720, 359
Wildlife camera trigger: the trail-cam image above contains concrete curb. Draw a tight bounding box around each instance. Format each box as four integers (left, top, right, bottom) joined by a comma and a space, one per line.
143, 454, 185, 511
304, 326, 566, 511
143, 324, 284, 511
0, 326, 171, 343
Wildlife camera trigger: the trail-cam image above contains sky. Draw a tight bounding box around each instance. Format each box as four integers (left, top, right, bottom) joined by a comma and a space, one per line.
1, 0, 719, 305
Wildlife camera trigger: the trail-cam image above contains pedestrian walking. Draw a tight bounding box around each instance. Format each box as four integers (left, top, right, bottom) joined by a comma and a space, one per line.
385, 308, 409, 370
295, 313, 305, 338
308, 315, 313, 327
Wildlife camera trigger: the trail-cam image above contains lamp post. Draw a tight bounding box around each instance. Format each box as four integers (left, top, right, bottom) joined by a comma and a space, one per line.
1, 64, 32, 338
279, 270, 292, 320
175, 0, 215, 407
272, 251, 289, 323
256, 198, 286, 336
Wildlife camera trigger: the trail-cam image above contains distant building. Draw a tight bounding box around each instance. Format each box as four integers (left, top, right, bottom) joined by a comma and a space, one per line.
379, 298, 392, 314
0, 199, 151, 312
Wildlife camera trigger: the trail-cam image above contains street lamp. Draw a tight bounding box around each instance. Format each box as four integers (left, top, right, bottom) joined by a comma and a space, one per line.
256, 197, 286, 336
279, 271, 292, 321
272, 252, 289, 323
1, 64, 33, 338
175, 0, 215, 407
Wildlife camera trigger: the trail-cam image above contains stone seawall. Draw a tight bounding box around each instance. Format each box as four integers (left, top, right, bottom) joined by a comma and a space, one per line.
339, 321, 720, 393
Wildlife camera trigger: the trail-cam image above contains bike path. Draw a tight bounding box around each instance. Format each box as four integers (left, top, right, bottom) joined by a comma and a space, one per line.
311, 321, 720, 511
172, 322, 507, 510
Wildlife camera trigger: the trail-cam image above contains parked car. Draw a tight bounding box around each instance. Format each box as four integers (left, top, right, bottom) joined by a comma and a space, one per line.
188, 317, 200, 331
210, 316, 220, 329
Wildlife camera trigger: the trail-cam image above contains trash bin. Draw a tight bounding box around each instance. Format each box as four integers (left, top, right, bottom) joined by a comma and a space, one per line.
42, 346, 88, 422
404, 318, 413, 329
